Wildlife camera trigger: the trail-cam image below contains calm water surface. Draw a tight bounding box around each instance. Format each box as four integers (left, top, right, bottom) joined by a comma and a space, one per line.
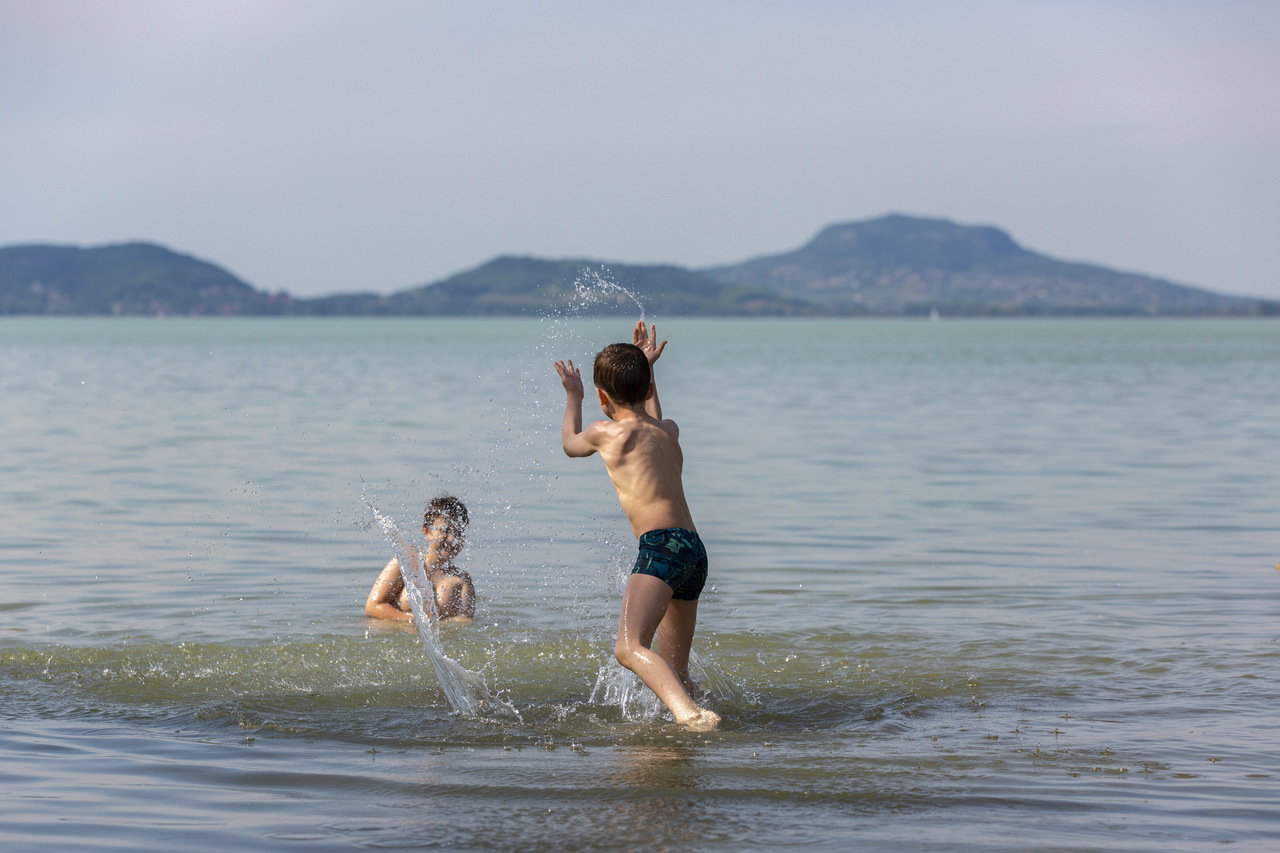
1, 317, 1278, 851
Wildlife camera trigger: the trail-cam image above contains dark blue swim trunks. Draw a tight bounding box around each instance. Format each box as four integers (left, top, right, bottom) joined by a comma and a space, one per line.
632, 527, 708, 601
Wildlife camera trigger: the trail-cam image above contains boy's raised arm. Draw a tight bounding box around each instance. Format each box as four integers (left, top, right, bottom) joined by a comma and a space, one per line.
554, 359, 597, 457
632, 321, 668, 421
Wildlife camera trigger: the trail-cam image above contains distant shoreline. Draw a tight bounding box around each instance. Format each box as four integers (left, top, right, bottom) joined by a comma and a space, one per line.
4, 215, 1276, 317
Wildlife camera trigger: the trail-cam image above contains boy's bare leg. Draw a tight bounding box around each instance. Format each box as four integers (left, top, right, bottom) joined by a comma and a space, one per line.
655, 598, 699, 696
615, 574, 720, 731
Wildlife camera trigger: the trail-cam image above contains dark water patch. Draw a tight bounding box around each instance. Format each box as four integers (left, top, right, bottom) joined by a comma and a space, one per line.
0, 601, 39, 614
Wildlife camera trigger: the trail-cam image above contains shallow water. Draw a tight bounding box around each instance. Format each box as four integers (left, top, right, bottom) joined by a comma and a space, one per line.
1, 317, 1278, 851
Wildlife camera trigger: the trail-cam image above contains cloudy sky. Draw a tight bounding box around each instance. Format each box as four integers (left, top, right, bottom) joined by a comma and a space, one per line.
2, 1, 1277, 299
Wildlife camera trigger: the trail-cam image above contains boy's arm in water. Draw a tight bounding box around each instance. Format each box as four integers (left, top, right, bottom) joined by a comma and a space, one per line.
365, 558, 413, 623
554, 358, 605, 457
632, 321, 667, 421
434, 572, 475, 622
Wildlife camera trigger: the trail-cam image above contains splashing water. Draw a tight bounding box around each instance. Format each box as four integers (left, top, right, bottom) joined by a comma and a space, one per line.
370, 503, 519, 721
535, 271, 753, 723
589, 659, 663, 721
570, 267, 646, 322
357, 275, 745, 727
589, 645, 750, 724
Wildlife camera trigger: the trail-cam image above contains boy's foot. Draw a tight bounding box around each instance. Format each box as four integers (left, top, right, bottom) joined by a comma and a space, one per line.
680, 708, 721, 732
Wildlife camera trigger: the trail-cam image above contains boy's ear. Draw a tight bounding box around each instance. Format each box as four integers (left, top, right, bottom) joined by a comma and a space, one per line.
596, 388, 610, 408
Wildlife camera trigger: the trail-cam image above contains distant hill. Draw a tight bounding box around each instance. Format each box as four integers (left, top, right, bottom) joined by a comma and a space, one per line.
295, 256, 817, 317
703, 214, 1260, 316
0, 243, 810, 317
0, 242, 294, 316
2, 217, 1272, 317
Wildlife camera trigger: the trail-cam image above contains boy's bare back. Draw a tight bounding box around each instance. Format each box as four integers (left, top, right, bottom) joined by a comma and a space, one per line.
554, 322, 694, 537
580, 409, 695, 538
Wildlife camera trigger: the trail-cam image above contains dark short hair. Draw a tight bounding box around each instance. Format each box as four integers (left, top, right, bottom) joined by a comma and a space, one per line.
593, 343, 650, 405
425, 495, 468, 533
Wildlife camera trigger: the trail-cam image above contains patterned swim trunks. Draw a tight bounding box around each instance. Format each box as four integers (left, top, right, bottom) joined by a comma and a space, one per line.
632, 527, 708, 601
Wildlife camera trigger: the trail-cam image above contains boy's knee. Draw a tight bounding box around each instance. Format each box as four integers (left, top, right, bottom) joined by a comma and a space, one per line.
614, 641, 637, 670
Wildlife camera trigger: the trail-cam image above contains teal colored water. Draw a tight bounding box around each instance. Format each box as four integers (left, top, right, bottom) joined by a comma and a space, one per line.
1, 317, 1278, 851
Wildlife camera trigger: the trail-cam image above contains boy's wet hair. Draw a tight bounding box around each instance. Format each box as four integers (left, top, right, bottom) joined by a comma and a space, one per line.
425, 495, 468, 534
593, 343, 651, 405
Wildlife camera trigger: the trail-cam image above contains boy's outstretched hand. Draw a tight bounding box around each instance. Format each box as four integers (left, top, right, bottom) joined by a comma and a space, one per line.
633, 321, 667, 365
553, 359, 584, 397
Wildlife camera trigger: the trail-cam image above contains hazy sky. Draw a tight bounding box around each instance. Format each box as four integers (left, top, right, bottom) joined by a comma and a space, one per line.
2, 1, 1277, 298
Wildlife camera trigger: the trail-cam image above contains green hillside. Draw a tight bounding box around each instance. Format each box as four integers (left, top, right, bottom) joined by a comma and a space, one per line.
0, 242, 294, 315
306, 256, 818, 317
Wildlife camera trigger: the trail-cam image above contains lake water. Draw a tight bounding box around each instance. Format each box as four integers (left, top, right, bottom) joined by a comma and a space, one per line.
1, 316, 1278, 851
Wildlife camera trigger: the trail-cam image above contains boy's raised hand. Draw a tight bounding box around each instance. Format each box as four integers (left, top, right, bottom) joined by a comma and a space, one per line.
633, 321, 667, 365
553, 359, 584, 397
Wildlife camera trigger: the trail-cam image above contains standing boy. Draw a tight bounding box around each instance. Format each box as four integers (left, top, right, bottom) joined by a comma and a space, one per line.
553, 322, 720, 731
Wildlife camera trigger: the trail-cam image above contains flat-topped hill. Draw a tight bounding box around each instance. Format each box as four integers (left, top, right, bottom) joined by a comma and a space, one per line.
702, 214, 1258, 316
